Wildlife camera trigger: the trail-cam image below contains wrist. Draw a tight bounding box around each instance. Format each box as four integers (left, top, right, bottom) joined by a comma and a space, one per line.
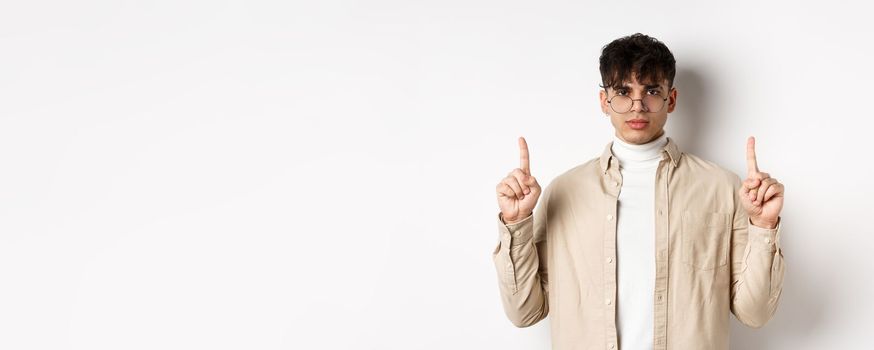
504, 212, 532, 224
750, 216, 778, 229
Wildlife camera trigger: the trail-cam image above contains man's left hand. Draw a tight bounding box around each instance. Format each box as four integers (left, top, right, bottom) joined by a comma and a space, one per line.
740, 136, 784, 229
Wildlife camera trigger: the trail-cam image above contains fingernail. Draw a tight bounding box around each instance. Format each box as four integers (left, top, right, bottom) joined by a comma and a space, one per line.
524, 189, 530, 194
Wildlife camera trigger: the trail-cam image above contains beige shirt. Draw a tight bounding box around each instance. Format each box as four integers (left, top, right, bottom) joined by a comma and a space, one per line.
492, 137, 785, 350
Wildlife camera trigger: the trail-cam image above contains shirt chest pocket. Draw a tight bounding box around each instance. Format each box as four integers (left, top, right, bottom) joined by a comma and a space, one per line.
681, 210, 731, 270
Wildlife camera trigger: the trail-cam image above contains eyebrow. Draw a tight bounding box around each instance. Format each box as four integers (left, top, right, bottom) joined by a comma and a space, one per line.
614, 84, 663, 90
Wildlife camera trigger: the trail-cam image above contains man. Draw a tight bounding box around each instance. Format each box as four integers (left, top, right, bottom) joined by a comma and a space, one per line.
491, 33, 785, 350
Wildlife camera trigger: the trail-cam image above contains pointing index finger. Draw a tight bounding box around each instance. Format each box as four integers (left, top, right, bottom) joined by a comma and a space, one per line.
519, 136, 530, 174
746, 136, 759, 175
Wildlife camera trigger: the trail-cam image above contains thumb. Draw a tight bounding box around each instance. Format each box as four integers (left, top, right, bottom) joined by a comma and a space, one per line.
523, 175, 537, 186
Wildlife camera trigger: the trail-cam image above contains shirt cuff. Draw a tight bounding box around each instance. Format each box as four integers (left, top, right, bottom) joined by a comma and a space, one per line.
748, 216, 782, 251
497, 212, 534, 246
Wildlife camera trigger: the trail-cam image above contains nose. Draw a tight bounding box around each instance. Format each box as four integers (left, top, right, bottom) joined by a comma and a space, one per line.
629, 98, 646, 113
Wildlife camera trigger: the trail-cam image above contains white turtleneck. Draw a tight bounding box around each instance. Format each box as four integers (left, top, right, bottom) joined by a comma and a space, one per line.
611, 132, 667, 350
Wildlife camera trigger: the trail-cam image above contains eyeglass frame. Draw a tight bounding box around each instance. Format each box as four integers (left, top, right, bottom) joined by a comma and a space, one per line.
601, 85, 674, 114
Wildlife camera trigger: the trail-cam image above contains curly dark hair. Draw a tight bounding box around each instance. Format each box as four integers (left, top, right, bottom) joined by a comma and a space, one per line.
599, 33, 676, 91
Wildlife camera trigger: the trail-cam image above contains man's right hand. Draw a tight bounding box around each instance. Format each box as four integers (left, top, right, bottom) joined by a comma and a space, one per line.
496, 136, 542, 224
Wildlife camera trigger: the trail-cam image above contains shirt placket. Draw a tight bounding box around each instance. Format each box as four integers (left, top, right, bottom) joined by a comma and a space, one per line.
603, 160, 621, 350
652, 151, 672, 349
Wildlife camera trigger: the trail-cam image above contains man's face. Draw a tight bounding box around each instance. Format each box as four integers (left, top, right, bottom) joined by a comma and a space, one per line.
599, 75, 677, 145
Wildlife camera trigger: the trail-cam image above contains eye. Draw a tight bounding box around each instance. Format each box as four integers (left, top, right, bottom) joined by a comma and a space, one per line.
616, 90, 628, 96
647, 89, 661, 95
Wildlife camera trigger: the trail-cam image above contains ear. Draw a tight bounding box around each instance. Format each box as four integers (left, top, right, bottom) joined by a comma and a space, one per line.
666, 87, 678, 113
599, 89, 609, 114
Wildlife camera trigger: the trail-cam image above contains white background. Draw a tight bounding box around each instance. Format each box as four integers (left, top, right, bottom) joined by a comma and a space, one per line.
1, 1, 872, 349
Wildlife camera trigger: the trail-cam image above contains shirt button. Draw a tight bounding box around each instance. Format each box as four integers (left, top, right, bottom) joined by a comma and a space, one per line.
606, 299, 612, 305
609, 343, 615, 349
606, 214, 614, 221
607, 257, 613, 263
658, 209, 663, 216
765, 238, 772, 244
613, 181, 619, 187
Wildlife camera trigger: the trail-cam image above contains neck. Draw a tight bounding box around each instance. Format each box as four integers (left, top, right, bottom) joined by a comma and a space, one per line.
611, 133, 667, 165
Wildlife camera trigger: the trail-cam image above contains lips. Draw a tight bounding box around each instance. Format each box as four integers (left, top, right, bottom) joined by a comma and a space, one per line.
626, 119, 648, 130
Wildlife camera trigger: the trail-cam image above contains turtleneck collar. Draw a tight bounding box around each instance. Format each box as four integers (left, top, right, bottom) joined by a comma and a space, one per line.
611, 133, 668, 167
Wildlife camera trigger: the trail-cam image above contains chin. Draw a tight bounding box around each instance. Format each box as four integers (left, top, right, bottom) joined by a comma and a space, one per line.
621, 133, 650, 144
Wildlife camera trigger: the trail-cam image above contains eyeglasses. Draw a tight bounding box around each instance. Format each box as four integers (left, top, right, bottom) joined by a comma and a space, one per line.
606, 92, 669, 114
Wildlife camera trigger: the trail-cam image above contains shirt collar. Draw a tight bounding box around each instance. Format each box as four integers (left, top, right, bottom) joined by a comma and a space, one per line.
599, 135, 682, 173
